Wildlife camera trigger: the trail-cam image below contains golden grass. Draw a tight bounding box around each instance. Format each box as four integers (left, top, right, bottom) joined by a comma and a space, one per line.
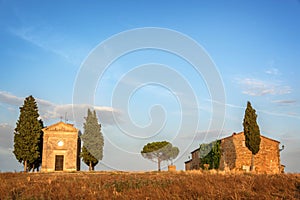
0, 171, 299, 199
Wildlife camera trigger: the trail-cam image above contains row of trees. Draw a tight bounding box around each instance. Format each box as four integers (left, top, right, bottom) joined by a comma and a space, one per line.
13, 95, 178, 172
14, 96, 258, 172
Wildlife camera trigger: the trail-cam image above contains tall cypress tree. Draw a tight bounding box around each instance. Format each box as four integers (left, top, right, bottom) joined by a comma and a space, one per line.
13, 95, 43, 172
27, 119, 44, 172
243, 101, 261, 171
80, 109, 104, 171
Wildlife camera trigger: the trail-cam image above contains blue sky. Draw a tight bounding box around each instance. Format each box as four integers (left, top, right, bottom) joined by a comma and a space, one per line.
0, 0, 299, 172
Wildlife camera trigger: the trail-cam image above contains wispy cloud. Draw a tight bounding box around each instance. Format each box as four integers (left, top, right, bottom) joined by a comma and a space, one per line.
0, 91, 121, 126
206, 99, 245, 109
238, 78, 291, 96
265, 68, 280, 75
272, 100, 297, 105
116, 72, 201, 111
180, 129, 232, 142
8, 25, 86, 66
207, 99, 300, 119
258, 109, 300, 119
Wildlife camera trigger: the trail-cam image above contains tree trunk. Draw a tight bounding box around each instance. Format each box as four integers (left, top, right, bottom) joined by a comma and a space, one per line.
24, 160, 27, 172
158, 158, 161, 171
250, 154, 254, 171
89, 161, 92, 171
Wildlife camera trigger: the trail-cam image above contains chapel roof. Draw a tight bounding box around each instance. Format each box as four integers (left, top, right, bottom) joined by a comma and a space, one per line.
42, 121, 78, 132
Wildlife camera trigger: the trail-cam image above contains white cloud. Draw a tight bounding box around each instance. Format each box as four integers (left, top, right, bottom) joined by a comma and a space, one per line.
0, 124, 14, 149
0, 91, 121, 127
238, 78, 291, 96
41, 103, 121, 127
265, 68, 280, 75
0, 123, 23, 172
0, 91, 24, 105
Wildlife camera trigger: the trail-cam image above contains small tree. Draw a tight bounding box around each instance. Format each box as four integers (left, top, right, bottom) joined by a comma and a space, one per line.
167, 146, 179, 165
13, 95, 43, 172
199, 140, 221, 170
80, 109, 104, 171
243, 101, 261, 171
141, 141, 179, 171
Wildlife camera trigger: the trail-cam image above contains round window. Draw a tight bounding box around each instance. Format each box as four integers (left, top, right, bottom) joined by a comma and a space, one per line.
57, 140, 64, 146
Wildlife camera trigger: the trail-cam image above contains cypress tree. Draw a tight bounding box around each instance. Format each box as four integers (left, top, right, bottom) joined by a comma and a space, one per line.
13, 95, 43, 172
80, 146, 99, 171
28, 119, 44, 172
243, 101, 261, 171
80, 109, 104, 171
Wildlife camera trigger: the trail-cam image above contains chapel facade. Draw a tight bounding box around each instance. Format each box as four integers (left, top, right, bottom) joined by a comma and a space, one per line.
41, 122, 81, 172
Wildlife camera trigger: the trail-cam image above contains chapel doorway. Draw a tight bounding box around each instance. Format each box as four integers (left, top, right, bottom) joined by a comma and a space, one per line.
55, 155, 64, 171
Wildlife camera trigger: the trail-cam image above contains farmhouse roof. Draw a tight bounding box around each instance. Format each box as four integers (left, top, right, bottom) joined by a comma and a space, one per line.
221, 132, 280, 143
191, 147, 200, 154
184, 159, 192, 164
189, 131, 280, 154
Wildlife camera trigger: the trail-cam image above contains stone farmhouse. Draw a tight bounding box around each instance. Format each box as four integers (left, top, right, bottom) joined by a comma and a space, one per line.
41, 122, 81, 172
184, 147, 200, 170
185, 132, 284, 174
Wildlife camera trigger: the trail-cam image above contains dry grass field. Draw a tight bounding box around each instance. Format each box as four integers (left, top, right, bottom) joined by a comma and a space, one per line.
0, 171, 299, 199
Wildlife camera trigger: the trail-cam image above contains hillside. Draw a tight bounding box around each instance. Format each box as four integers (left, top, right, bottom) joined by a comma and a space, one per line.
0, 171, 299, 199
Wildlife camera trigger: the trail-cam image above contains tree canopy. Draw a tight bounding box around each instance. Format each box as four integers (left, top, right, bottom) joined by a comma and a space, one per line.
13, 95, 43, 172
199, 140, 221, 170
141, 141, 179, 171
80, 109, 104, 171
243, 101, 261, 171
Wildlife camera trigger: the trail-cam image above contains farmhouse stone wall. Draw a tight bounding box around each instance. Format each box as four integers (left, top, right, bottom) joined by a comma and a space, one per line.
41, 122, 81, 172
185, 132, 283, 174
184, 160, 191, 170
190, 148, 200, 170
219, 132, 281, 174
185, 148, 200, 170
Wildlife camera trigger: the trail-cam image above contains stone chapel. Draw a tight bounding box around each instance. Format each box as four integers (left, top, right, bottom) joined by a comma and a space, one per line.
41, 122, 81, 172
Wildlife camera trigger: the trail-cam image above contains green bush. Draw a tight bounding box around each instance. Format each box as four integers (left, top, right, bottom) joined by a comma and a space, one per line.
199, 140, 221, 170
